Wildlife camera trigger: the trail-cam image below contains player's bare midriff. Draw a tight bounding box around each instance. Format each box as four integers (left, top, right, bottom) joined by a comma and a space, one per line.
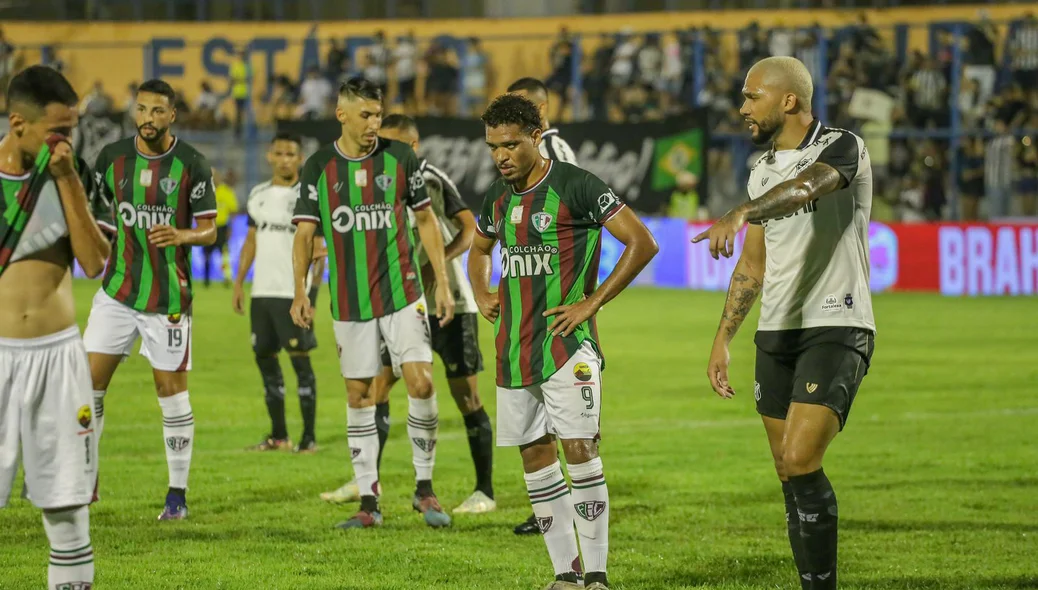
0, 240, 77, 339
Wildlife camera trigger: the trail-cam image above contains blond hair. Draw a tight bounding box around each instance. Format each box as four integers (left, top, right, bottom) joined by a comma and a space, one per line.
751, 56, 814, 111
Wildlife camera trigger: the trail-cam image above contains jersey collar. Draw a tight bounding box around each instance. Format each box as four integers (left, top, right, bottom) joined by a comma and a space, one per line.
513, 160, 553, 195
334, 137, 379, 161
134, 135, 178, 159
541, 128, 559, 138
795, 119, 823, 150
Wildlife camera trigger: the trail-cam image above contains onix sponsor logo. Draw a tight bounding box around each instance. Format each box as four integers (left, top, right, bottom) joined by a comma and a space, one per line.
500, 244, 558, 278
118, 202, 174, 229
331, 202, 394, 233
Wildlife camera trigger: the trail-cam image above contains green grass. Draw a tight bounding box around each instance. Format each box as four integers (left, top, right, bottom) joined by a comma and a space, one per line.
2, 281, 1038, 589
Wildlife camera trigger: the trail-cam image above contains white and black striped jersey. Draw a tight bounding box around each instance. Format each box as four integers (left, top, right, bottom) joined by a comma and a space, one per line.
539, 128, 578, 165
747, 120, 875, 333
411, 159, 479, 315
246, 180, 312, 299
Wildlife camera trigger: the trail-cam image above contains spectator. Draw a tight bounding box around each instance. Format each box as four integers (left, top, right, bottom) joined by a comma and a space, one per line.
79, 81, 112, 117
1009, 13, 1038, 92
394, 32, 418, 114
985, 119, 1016, 219
193, 81, 222, 129
461, 37, 491, 117
325, 39, 346, 84
1016, 134, 1038, 217
908, 57, 948, 128
229, 48, 252, 137
958, 136, 985, 221
295, 67, 333, 120
366, 31, 390, 98
270, 75, 299, 121
664, 171, 701, 220
963, 12, 998, 105
546, 28, 574, 122
424, 42, 458, 116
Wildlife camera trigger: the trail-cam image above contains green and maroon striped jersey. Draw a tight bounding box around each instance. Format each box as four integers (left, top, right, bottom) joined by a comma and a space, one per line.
476, 160, 626, 388
0, 143, 110, 278
293, 138, 430, 322
93, 136, 217, 315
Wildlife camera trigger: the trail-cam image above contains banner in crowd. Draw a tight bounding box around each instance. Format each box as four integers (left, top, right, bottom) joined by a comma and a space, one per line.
81, 218, 1029, 297
278, 113, 708, 215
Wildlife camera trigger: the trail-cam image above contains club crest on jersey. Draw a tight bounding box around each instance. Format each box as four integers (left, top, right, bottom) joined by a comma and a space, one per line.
139, 169, 153, 187
510, 205, 524, 224
375, 174, 394, 191
531, 212, 553, 232
159, 177, 179, 195
77, 404, 92, 429
536, 516, 554, 533
844, 293, 854, 308
574, 500, 606, 521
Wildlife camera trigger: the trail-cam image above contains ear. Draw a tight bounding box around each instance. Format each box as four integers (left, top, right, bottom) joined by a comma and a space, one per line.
531, 128, 543, 146
8, 112, 26, 136
335, 104, 346, 124
170, 108, 177, 124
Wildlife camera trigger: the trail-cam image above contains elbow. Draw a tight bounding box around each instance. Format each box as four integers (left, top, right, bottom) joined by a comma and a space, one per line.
81, 255, 107, 279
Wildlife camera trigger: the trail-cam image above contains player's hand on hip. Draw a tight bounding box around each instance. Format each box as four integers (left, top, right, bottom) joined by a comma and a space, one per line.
311, 242, 328, 260
232, 284, 246, 316
291, 293, 313, 329
47, 137, 77, 179
148, 225, 182, 248
543, 297, 599, 338
707, 340, 735, 399
434, 282, 455, 327
475, 290, 499, 323
692, 209, 747, 260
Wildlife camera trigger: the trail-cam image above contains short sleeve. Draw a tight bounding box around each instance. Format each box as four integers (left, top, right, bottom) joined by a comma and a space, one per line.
85, 152, 116, 234
576, 171, 625, 225
815, 132, 860, 187
475, 186, 499, 240
293, 157, 322, 225
403, 148, 431, 211
428, 166, 468, 219
188, 155, 217, 219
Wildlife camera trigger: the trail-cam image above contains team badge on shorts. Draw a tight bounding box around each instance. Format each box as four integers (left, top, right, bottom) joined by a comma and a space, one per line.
289, 338, 299, 348
573, 362, 592, 382
416, 302, 426, 316
77, 405, 93, 429
168, 313, 182, 325
806, 382, 819, 394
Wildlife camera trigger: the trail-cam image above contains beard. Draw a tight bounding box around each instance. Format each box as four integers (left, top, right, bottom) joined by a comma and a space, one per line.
749, 111, 783, 147
138, 124, 168, 142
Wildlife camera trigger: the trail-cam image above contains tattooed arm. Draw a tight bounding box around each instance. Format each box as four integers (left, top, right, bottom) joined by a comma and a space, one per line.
736, 162, 845, 223
706, 224, 766, 399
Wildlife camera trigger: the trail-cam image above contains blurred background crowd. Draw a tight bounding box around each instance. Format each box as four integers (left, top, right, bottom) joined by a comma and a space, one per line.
0, 0, 1036, 223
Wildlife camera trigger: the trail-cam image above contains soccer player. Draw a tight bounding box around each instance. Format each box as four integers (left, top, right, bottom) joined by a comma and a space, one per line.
0, 65, 112, 590
693, 56, 876, 590
233, 132, 325, 454
82, 78, 219, 521
508, 77, 578, 165
507, 75, 580, 537
290, 77, 455, 530
469, 94, 658, 590
320, 114, 495, 514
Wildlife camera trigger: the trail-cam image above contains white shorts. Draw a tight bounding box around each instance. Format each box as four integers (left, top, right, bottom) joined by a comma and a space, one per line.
333, 296, 433, 379
0, 327, 97, 510
496, 341, 603, 447
83, 289, 192, 372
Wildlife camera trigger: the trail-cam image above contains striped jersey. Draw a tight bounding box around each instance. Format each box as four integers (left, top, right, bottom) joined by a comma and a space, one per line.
1, 143, 111, 278
93, 136, 217, 316
539, 129, 578, 164
476, 160, 625, 388
293, 138, 430, 322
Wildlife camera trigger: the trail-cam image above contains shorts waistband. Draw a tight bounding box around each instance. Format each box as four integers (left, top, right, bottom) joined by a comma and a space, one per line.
0, 325, 81, 349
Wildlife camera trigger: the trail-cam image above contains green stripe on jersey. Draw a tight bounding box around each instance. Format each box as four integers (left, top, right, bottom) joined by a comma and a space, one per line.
103, 162, 125, 300
382, 152, 407, 311
505, 193, 523, 381
132, 157, 153, 310
539, 188, 563, 378
2, 179, 26, 229
347, 160, 372, 319
317, 169, 340, 319
165, 157, 184, 314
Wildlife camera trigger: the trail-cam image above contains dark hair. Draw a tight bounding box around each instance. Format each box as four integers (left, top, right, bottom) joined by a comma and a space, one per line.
339, 77, 383, 102
137, 78, 176, 105
271, 131, 302, 147
506, 77, 547, 95
481, 94, 542, 135
6, 65, 78, 113
381, 114, 417, 133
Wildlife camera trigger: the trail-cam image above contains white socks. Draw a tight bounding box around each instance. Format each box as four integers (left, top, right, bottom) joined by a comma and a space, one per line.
347, 406, 380, 498
406, 395, 439, 482
525, 462, 581, 577
158, 391, 194, 489
568, 457, 610, 574
93, 390, 106, 441
44, 506, 93, 589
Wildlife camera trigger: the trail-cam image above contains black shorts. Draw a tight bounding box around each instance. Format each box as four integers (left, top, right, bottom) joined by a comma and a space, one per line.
753, 327, 875, 430
251, 297, 317, 356
381, 312, 483, 379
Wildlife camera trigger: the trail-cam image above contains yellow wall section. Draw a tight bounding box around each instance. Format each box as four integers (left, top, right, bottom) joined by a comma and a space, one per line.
5, 4, 1031, 121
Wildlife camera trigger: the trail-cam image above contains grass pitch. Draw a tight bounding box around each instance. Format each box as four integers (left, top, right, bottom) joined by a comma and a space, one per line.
2, 281, 1037, 589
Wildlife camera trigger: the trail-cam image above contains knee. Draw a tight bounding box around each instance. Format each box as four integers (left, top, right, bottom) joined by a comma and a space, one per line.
771, 450, 788, 480
346, 379, 375, 407
449, 379, 480, 414
407, 373, 434, 400
155, 377, 186, 398
561, 438, 599, 465
520, 437, 558, 472
42, 505, 90, 548
781, 445, 819, 477
289, 354, 315, 389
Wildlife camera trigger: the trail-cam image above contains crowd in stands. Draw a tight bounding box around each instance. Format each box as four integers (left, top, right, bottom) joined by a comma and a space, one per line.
1, 11, 1037, 220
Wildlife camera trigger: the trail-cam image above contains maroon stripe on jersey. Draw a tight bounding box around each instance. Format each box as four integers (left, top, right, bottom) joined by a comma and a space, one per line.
492, 190, 512, 385
114, 155, 135, 303
514, 202, 535, 385
395, 160, 420, 303
145, 158, 163, 312
324, 160, 350, 321
555, 198, 579, 303
361, 158, 384, 318
174, 170, 193, 310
